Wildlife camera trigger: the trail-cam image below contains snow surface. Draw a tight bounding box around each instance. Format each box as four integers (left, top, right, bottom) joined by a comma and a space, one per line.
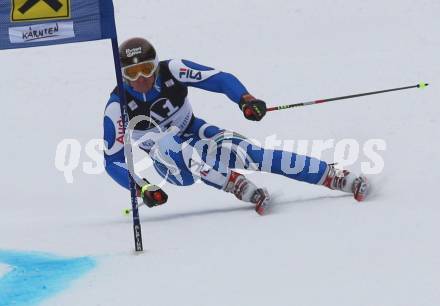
1, 0, 439, 305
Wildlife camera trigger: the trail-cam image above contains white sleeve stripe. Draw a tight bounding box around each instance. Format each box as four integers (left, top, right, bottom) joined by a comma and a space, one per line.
168, 59, 220, 83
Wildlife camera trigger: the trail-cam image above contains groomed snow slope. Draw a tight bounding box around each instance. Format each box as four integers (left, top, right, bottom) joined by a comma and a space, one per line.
0, 1, 439, 305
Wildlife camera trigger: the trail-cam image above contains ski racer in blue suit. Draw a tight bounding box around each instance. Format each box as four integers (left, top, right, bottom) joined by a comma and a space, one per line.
103, 38, 368, 215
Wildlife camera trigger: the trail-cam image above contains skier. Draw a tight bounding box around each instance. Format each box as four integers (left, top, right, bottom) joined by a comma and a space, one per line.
103, 37, 368, 215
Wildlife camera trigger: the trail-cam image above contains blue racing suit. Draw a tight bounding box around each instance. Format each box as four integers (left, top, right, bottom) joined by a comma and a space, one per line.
103, 59, 328, 191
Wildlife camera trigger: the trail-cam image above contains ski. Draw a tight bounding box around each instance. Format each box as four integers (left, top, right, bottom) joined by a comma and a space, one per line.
254, 188, 270, 215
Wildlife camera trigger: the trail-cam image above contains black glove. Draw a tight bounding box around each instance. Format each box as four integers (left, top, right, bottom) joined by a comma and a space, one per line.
239, 95, 267, 121
138, 180, 168, 208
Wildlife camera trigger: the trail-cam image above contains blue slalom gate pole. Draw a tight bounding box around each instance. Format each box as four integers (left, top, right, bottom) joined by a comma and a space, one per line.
111, 37, 143, 252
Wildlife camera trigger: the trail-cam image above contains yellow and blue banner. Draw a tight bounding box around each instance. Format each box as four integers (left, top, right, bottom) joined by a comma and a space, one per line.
0, 0, 117, 49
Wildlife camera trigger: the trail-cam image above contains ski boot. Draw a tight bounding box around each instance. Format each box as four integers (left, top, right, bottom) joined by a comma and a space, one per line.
322, 164, 369, 201
223, 171, 270, 215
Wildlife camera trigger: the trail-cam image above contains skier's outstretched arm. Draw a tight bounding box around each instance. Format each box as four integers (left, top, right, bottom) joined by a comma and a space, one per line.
103, 95, 167, 207
103, 95, 130, 189
167, 59, 267, 121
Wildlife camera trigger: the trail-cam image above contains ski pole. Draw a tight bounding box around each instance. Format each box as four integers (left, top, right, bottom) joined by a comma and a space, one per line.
267, 82, 429, 112
123, 202, 146, 216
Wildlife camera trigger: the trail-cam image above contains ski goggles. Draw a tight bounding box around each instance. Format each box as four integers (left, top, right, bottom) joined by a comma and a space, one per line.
122, 59, 158, 81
